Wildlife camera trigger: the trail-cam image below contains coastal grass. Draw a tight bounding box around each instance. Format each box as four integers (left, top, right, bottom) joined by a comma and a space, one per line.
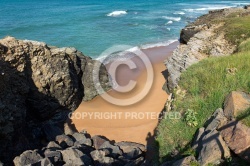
238, 38, 250, 52
202, 13, 250, 45
156, 51, 250, 162
211, 13, 250, 46
237, 108, 250, 127
222, 15, 250, 45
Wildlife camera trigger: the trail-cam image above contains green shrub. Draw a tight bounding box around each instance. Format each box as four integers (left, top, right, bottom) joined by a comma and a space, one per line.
184, 109, 198, 127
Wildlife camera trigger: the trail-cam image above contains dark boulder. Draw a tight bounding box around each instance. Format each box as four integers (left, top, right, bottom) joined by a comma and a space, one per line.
46, 141, 62, 151
30, 158, 53, 166
72, 132, 87, 141
73, 144, 95, 156
115, 141, 146, 154
180, 24, 207, 44
92, 135, 110, 149
13, 150, 43, 166
115, 142, 145, 160
99, 141, 123, 158
74, 138, 93, 147
91, 150, 120, 166
55, 135, 74, 149
61, 148, 93, 165
44, 150, 62, 164
244, 5, 250, 10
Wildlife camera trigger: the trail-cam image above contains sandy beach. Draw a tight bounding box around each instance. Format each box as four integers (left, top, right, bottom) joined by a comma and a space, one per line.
71, 41, 178, 145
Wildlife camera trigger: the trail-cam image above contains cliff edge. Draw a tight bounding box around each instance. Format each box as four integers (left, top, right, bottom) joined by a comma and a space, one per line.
0, 36, 110, 164
164, 7, 250, 92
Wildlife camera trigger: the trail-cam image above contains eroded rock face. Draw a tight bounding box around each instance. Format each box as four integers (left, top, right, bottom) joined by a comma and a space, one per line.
0, 36, 110, 164
0, 37, 84, 120
80, 56, 110, 101
180, 24, 207, 44
164, 23, 235, 91
163, 8, 250, 92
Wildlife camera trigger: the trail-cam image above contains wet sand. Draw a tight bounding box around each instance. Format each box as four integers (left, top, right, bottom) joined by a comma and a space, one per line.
71, 41, 178, 145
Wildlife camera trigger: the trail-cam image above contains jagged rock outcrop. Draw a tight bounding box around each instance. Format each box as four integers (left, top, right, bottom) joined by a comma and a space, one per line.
220, 91, 250, 162
244, 5, 250, 10
163, 7, 250, 92
180, 24, 207, 44
13, 133, 146, 166
191, 108, 231, 165
169, 91, 250, 165
0, 36, 110, 164
224, 91, 250, 119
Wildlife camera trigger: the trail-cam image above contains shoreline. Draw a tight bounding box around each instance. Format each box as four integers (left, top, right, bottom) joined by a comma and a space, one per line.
71, 41, 179, 145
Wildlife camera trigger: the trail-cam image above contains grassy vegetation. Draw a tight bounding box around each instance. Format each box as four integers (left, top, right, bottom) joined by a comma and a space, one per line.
156, 13, 250, 163
156, 51, 250, 162
155, 12, 250, 164
237, 108, 250, 127
222, 15, 250, 45
238, 38, 250, 52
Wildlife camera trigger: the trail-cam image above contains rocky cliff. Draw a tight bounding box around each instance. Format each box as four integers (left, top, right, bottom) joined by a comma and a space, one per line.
163, 7, 250, 92
159, 6, 250, 165
0, 36, 110, 164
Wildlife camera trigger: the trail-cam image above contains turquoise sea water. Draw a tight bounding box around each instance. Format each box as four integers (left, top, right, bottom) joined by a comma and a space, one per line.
0, 0, 249, 58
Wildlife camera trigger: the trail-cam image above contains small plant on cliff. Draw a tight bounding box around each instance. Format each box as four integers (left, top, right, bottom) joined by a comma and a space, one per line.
184, 109, 198, 127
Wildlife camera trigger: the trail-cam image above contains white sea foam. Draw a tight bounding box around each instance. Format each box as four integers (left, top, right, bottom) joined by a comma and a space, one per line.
95, 40, 178, 62
107, 10, 127, 17
96, 46, 139, 63
162, 16, 181, 22
183, 5, 234, 12
166, 21, 173, 24
232, 2, 250, 6
173, 11, 185, 15
127, 46, 140, 53
122, 40, 177, 54
140, 39, 178, 50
